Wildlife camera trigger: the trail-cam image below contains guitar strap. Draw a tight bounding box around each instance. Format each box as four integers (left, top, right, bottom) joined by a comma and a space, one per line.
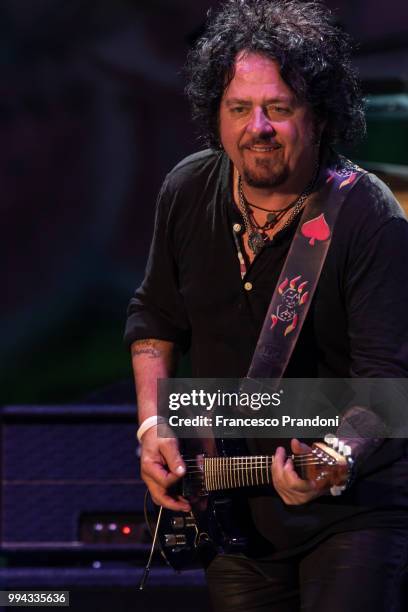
246, 157, 367, 383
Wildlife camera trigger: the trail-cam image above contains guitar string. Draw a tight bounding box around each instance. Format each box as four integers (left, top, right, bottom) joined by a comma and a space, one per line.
184, 463, 333, 476
184, 460, 330, 468
183, 458, 332, 468
182, 457, 326, 464
182, 453, 318, 464
182, 453, 313, 459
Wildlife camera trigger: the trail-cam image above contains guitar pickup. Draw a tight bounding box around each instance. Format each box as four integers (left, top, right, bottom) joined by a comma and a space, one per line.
171, 516, 196, 530
164, 534, 187, 547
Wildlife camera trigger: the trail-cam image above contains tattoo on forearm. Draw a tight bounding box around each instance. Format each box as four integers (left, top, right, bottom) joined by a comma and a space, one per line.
132, 339, 162, 359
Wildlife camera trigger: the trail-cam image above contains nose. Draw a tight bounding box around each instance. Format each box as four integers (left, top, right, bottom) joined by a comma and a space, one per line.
246, 107, 275, 135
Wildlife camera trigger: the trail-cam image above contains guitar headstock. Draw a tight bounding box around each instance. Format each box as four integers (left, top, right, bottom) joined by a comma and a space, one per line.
303, 435, 353, 495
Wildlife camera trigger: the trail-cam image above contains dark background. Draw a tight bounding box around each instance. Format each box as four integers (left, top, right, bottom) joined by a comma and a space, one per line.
2, 0, 408, 405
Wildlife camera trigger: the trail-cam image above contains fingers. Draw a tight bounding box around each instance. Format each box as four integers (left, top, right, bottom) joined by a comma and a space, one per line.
145, 478, 191, 512
272, 446, 317, 505
290, 438, 312, 455
161, 437, 186, 479
273, 447, 314, 492
140, 429, 190, 511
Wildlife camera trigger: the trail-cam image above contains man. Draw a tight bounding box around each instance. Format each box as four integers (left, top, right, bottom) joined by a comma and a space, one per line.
125, 1, 408, 610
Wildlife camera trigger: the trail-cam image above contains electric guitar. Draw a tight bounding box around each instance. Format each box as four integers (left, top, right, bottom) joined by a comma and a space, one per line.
145, 435, 352, 572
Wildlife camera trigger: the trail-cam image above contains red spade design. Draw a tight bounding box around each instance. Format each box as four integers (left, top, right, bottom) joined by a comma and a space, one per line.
301, 213, 330, 246
271, 314, 278, 329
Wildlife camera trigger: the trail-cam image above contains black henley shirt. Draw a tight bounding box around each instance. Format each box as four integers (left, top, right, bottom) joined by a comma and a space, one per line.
125, 149, 408, 556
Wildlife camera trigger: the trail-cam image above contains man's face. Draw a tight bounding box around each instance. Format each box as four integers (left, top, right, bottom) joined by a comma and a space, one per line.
219, 52, 319, 190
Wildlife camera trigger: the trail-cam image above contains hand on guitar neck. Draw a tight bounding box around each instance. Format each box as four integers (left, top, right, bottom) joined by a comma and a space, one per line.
272, 438, 323, 505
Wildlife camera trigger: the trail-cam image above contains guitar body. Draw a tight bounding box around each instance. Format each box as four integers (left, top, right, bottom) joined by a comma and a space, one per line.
155, 437, 251, 571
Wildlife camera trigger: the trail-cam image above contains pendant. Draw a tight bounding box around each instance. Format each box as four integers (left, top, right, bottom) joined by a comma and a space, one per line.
266, 211, 278, 224
248, 231, 264, 255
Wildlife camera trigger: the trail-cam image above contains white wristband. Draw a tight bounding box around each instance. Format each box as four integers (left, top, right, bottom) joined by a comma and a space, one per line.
137, 415, 167, 442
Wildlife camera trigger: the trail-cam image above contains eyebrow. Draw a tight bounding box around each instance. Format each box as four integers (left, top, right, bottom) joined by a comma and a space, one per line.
224, 97, 292, 107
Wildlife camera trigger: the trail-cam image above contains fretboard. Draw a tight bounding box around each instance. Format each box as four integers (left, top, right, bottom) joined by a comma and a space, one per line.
204, 456, 273, 491
202, 454, 313, 491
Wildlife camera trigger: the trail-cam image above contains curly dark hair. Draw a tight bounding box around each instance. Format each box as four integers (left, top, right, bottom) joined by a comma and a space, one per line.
185, 0, 366, 149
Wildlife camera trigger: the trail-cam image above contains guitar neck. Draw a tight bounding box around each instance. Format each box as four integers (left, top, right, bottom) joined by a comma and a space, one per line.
203, 453, 320, 491
187, 443, 347, 495
204, 455, 288, 491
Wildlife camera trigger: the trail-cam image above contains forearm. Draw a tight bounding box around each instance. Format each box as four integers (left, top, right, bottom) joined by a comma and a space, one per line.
131, 339, 180, 424
130, 339, 189, 511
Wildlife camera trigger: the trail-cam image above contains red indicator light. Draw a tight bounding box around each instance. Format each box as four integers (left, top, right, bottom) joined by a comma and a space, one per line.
122, 526, 131, 535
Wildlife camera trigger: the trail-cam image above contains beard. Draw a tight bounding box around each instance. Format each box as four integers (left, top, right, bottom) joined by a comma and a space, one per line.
241, 147, 289, 189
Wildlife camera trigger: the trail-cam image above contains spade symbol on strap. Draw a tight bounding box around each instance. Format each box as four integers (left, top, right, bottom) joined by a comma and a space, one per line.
301, 213, 330, 246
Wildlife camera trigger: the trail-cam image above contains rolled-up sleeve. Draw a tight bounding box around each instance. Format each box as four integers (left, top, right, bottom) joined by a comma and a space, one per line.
124, 177, 191, 352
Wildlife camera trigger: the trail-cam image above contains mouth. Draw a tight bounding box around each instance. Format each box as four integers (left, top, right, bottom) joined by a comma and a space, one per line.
245, 144, 282, 153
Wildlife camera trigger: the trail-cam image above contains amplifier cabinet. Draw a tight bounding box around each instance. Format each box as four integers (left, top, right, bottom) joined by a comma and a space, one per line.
0, 405, 145, 551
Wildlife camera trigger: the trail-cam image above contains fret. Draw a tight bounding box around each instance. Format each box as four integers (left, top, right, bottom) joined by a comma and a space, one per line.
245, 456, 249, 487
211, 457, 215, 491
221, 457, 226, 489
233, 456, 238, 488
265, 456, 270, 484
235, 457, 242, 487
228, 456, 232, 489
217, 457, 224, 489
255, 457, 259, 486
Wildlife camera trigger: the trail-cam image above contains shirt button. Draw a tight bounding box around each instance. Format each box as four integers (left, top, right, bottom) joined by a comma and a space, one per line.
233, 223, 242, 233
244, 282, 253, 291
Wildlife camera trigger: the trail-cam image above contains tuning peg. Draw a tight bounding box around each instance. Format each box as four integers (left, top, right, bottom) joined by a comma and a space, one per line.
342, 445, 352, 457
330, 484, 346, 496
338, 440, 344, 453
324, 433, 336, 446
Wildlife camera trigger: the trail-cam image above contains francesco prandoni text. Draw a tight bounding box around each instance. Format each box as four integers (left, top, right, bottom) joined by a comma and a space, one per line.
168, 415, 340, 428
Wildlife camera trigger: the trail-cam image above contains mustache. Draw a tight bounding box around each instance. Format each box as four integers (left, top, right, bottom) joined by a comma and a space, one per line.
241, 137, 282, 149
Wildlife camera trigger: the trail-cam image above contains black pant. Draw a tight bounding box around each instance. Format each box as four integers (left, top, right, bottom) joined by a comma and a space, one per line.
206, 529, 408, 612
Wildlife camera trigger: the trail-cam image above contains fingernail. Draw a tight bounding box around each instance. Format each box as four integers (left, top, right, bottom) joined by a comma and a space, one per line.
176, 465, 185, 475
